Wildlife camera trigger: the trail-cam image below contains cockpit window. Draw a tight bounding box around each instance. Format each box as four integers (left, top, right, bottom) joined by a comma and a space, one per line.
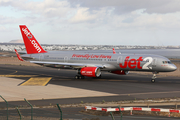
162, 61, 172, 64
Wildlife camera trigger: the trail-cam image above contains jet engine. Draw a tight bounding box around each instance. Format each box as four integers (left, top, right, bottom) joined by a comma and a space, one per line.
110, 70, 129, 75
80, 67, 101, 77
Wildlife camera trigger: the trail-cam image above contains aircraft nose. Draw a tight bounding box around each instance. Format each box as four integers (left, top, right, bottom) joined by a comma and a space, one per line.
169, 64, 177, 71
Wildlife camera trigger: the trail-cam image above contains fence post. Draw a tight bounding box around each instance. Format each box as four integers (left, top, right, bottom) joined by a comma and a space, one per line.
56, 104, 62, 120
24, 98, 33, 120
118, 105, 122, 120
110, 112, 115, 120
0, 95, 8, 120
130, 110, 132, 115
16, 107, 22, 120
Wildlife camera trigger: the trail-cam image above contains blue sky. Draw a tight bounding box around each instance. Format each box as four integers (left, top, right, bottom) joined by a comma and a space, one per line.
0, 0, 180, 46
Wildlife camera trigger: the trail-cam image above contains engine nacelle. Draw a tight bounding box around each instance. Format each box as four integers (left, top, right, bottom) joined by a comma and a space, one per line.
110, 70, 129, 75
80, 67, 101, 77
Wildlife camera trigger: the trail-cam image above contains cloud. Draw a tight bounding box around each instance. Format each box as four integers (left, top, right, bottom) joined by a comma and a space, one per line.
67, 0, 180, 14
69, 7, 113, 24
0, 15, 15, 24
0, 0, 75, 26
0, 0, 179, 31
1, 0, 180, 26
0, 0, 180, 45
0, 0, 73, 19
69, 7, 96, 23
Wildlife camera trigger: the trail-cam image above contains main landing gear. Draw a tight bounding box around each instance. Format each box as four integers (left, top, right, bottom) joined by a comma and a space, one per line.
75, 75, 84, 79
75, 69, 85, 79
151, 72, 158, 83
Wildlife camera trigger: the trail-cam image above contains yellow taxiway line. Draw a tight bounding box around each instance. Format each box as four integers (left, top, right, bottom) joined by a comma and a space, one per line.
20, 77, 52, 86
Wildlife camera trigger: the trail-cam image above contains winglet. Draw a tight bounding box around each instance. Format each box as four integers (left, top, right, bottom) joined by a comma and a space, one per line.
19, 25, 47, 54
14, 49, 24, 61
112, 48, 116, 54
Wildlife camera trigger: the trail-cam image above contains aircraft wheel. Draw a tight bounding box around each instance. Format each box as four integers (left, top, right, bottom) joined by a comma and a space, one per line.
151, 79, 155, 83
81, 76, 85, 79
75, 75, 79, 79
98, 75, 101, 78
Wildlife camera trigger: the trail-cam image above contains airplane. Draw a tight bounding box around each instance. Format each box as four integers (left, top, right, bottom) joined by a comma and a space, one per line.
15, 25, 177, 83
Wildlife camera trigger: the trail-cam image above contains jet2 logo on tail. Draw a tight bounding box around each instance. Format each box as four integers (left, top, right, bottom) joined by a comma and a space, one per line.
119, 56, 153, 70
22, 28, 42, 53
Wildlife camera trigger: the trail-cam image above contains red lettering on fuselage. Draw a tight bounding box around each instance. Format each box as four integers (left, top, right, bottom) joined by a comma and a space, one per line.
119, 56, 129, 68
72, 54, 112, 59
137, 57, 143, 69
119, 56, 143, 69
129, 59, 136, 69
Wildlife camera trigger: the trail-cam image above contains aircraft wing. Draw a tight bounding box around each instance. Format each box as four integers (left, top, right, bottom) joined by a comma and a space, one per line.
30, 61, 104, 69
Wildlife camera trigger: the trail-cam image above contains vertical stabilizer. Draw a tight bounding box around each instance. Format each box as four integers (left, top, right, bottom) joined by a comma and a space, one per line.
19, 25, 47, 54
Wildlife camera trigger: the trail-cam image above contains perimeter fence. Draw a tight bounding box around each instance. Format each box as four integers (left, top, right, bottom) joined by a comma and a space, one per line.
2, 94, 180, 120
0, 95, 63, 120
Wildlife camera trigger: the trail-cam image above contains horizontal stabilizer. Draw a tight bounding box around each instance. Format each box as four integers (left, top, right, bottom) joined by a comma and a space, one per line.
14, 49, 24, 61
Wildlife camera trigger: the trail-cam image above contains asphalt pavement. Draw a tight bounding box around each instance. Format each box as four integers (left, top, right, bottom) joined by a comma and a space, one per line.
0, 64, 180, 119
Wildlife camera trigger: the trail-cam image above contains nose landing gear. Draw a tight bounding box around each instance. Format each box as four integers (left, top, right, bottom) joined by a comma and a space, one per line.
151, 79, 155, 83
151, 72, 158, 83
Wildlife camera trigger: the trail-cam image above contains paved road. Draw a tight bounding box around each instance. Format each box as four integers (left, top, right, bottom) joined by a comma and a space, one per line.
0, 64, 180, 105
0, 64, 180, 119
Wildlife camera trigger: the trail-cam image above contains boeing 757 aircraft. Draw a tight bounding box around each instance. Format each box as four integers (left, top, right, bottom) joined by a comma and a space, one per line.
15, 25, 177, 83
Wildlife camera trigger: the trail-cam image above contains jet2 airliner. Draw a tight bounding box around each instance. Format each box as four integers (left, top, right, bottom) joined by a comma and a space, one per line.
15, 25, 177, 83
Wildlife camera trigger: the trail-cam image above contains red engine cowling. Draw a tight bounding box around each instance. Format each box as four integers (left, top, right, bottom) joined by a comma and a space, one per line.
110, 70, 129, 75
80, 67, 101, 77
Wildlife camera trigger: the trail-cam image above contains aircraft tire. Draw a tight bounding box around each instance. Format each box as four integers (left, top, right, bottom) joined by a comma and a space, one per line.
151, 79, 155, 83
81, 76, 85, 79
98, 75, 102, 78
75, 75, 79, 79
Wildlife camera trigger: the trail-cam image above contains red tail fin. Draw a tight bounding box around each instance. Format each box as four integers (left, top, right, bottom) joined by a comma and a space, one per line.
19, 25, 47, 54
112, 48, 116, 54
14, 49, 24, 61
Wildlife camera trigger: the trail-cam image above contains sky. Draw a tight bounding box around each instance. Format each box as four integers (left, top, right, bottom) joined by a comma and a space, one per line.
0, 0, 180, 46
